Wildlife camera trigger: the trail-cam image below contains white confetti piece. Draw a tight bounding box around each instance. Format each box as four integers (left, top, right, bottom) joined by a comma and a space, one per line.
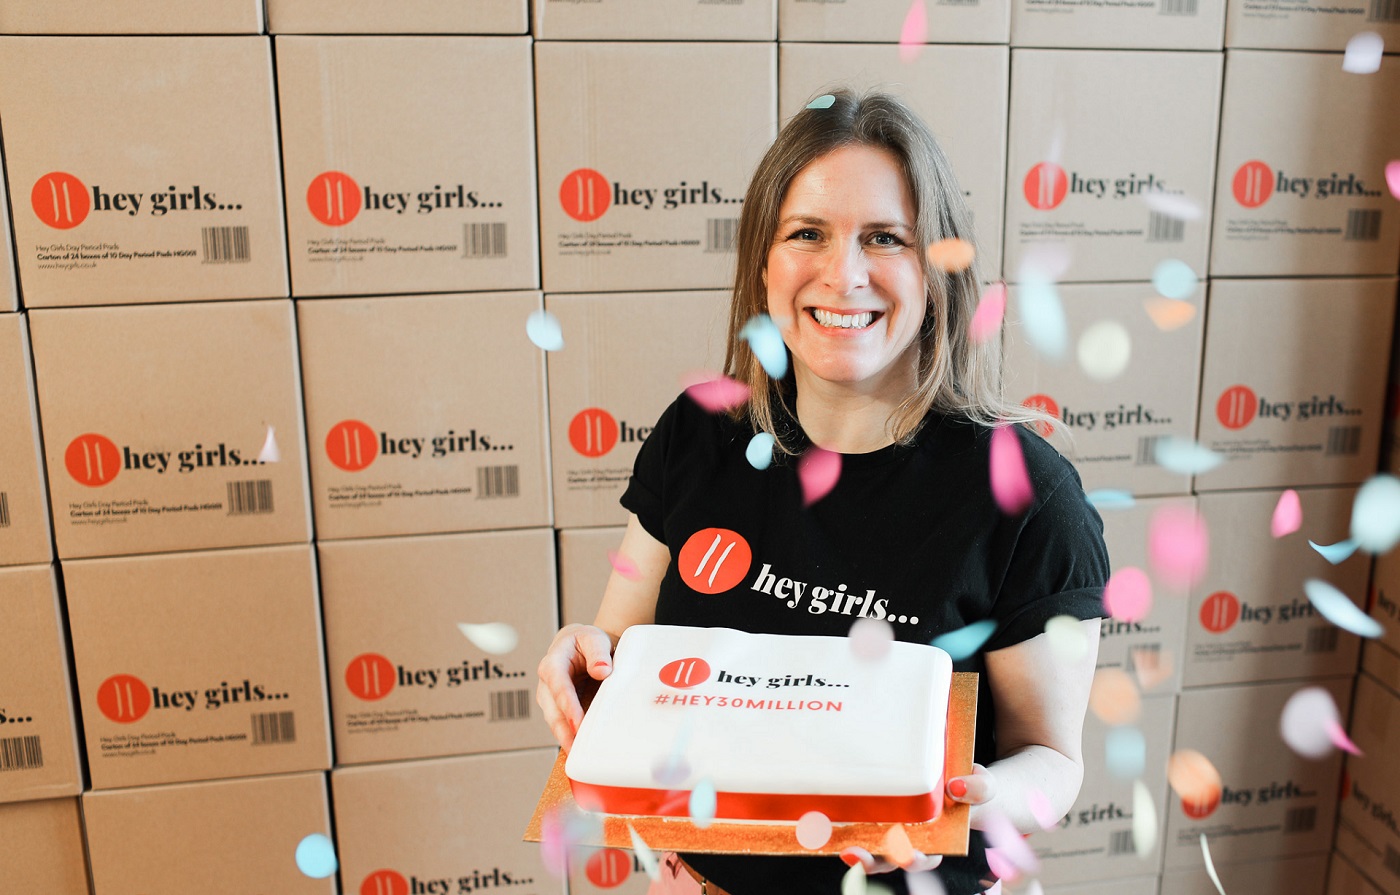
1141, 191, 1203, 221
1077, 320, 1131, 381
1132, 781, 1157, 860
842, 862, 868, 895
457, 622, 519, 655
628, 824, 661, 881
1154, 436, 1223, 475
1280, 685, 1346, 759
796, 811, 833, 849
689, 779, 717, 829
1343, 31, 1384, 74
1200, 834, 1228, 895
848, 617, 895, 662
258, 425, 280, 463
1045, 615, 1088, 664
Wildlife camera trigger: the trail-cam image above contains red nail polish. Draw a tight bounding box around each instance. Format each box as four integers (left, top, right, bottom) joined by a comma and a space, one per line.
593, 660, 611, 668
949, 778, 968, 798
839, 853, 860, 867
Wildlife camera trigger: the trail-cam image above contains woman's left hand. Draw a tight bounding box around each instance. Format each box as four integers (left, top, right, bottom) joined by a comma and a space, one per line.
839, 846, 942, 875
946, 762, 998, 811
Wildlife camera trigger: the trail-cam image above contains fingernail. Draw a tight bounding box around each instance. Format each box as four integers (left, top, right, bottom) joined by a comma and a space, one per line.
839, 850, 861, 867
593, 660, 611, 668
948, 778, 968, 798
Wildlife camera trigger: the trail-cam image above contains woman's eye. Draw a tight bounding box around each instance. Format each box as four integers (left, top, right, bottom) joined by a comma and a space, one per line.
870, 232, 902, 247
790, 228, 819, 241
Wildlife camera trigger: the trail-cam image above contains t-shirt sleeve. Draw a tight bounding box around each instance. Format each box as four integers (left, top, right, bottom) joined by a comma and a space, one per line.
618, 398, 680, 546
984, 465, 1109, 653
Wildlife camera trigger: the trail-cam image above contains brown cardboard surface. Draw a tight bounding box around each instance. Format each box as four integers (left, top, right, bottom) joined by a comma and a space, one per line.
83, 772, 334, 895
535, 0, 775, 39
1337, 673, 1400, 895
0, 314, 52, 567
0, 798, 89, 894
1362, 640, 1400, 694
1327, 849, 1392, 895
1054, 877, 1162, 895
0, 37, 287, 307
1003, 281, 1204, 496
546, 291, 730, 528
0, 565, 82, 804
1004, 49, 1222, 284
1210, 51, 1400, 277
64, 545, 331, 789
277, 36, 539, 297
778, 43, 1008, 276
1159, 853, 1327, 894
268, 0, 527, 32
535, 42, 776, 293
1184, 488, 1368, 687
1012, 0, 1225, 49
1226, 0, 1400, 51
317, 529, 557, 765
1371, 545, 1400, 659
0, 1, 262, 32
334, 749, 564, 895
0, 155, 17, 311
1165, 677, 1350, 869
297, 292, 551, 539
558, 526, 627, 627
1194, 278, 1395, 491
779, 0, 1009, 44
28, 300, 312, 559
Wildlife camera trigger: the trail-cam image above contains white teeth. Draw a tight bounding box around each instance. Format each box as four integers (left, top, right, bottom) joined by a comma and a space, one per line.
813, 309, 874, 329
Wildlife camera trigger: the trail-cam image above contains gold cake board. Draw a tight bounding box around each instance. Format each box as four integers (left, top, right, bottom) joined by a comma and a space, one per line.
524, 672, 977, 857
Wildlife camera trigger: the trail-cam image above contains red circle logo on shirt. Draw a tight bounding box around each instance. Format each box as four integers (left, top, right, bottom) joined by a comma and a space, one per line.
326, 420, 378, 472
65, 434, 121, 487
1023, 162, 1068, 210
1216, 385, 1257, 430
1232, 161, 1273, 209
345, 653, 396, 701
658, 658, 712, 689
560, 168, 611, 222
32, 172, 90, 229
585, 848, 633, 887
96, 674, 151, 723
360, 870, 409, 895
1199, 591, 1241, 634
1022, 393, 1060, 439
677, 528, 753, 595
569, 408, 619, 458
308, 171, 362, 226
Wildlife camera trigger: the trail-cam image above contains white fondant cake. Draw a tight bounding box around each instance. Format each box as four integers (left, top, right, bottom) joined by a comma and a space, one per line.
565, 624, 953, 824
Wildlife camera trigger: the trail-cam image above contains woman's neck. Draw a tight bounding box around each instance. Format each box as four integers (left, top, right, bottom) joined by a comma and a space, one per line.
792, 375, 913, 454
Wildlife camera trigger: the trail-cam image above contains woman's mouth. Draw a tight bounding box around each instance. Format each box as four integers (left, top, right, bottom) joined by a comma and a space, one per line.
810, 308, 878, 330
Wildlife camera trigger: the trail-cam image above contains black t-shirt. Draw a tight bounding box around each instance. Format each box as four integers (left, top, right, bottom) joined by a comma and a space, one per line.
619, 395, 1109, 895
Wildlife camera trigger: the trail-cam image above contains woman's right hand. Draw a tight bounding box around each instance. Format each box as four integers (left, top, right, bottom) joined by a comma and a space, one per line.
536, 623, 616, 751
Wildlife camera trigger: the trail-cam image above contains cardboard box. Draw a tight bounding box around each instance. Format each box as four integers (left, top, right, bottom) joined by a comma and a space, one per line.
28, 300, 312, 559
0, 37, 287, 307
0, 565, 82, 805
1013, 0, 1224, 49
1184, 488, 1368, 688
0, 315, 52, 567
0, 158, 17, 312
0, 1, 262, 32
268, 0, 527, 32
1194, 278, 1395, 491
1328, 850, 1392, 895
1098, 496, 1194, 695
297, 292, 551, 539
0, 798, 89, 894
569, 849, 653, 895
1370, 547, 1400, 659
332, 749, 564, 895
277, 37, 539, 297
83, 772, 334, 895
1337, 673, 1400, 895
546, 290, 730, 528
1381, 303, 1400, 476
778, 0, 1009, 44
318, 529, 557, 765
1362, 640, 1400, 694
778, 43, 1008, 276
1054, 878, 1161, 895
1226, 0, 1400, 52
1003, 281, 1204, 496
1209, 51, 1400, 277
1031, 694, 1175, 884
1336, 818, 1400, 895
63, 545, 331, 790
1159, 853, 1328, 894
558, 526, 627, 627
535, 0, 775, 39
1164, 677, 1350, 870
535, 42, 776, 293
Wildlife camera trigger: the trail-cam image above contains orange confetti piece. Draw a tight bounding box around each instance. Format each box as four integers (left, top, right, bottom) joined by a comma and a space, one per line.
881, 823, 917, 868
926, 238, 975, 273
1143, 296, 1197, 331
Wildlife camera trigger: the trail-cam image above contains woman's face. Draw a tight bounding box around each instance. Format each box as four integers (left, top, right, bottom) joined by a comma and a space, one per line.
764, 144, 927, 401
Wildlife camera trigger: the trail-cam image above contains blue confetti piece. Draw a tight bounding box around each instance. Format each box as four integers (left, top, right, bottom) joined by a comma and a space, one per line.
1352, 474, 1400, 553
1303, 579, 1382, 638
746, 432, 776, 470
806, 94, 836, 110
295, 833, 338, 879
1153, 436, 1223, 475
1105, 726, 1146, 779
1017, 279, 1068, 361
740, 314, 788, 380
526, 309, 564, 351
930, 620, 997, 661
690, 779, 717, 829
1309, 538, 1359, 565
1086, 489, 1135, 510
1151, 259, 1199, 300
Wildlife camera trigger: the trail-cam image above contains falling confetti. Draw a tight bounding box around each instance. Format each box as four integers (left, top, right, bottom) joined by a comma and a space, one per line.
1017, 279, 1069, 361
881, 824, 917, 868
526, 309, 564, 351
926, 238, 975, 273
1106, 726, 1147, 779
1327, 719, 1363, 756
1200, 834, 1229, 895
1045, 615, 1088, 664
1343, 31, 1384, 74
457, 622, 519, 654
740, 314, 788, 379
1167, 749, 1222, 814
652, 723, 694, 786
1351, 474, 1400, 553
905, 869, 948, 895
1310, 538, 1360, 564
1024, 882, 1045, 895
1077, 320, 1131, 382
1151, 259, 1200, 300
1154, 436, 1223, 475
1018, 241, 1073, 283
1104, 566, 1153, 623
930, 619, 997, 661
1132, 781, 1157, 860
689, 779, 717, 829
746, 432, 776, 470
541, 807, 603, 877
984, 848, 1020, 884
1148, 504, 1209, 590
1280, 686, 1350, 759
796, 811, 833, 849
683, 372, 751, 413
1303, 579, 1382, 638
807, 94, 836, 110
1271, 490, 1302, 538
990, 426, 1033, 514
1086, 489, 1136, 510
1027, 788, 1059, 829
258, 426, 280, 463
898, 0, 927, 63
1131, 644, 1175, 691
1089, 668, 1141, 726
295, 833, 338, 879
607, 549, 640, 581
842, 861, 868, 895
1143, 296, 1198, 331
1142, 191, 1203, 221
970, 282, 1007, 343
849, 617, 895, 662
1388, 161, 1400, 200
799, 446, 841, 506
984, 810, 1038, 875
628, 824, 662, 881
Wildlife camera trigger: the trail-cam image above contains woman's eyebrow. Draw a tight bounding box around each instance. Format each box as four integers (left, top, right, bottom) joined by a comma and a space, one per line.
776, 214, 913, 231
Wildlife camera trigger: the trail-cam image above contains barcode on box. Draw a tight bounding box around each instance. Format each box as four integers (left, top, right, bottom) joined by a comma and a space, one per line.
0, 735, 42, 771
1147, 211, 1185, 242
1326, 426, 1362, 457
1384, 844, 1400, 878
1136, 436, 1165, 466
202, 226, 250, 263
1283, 806, 1316, 834
937, 0, 979, 6
1305, 626, 1340, 654
1159, 0, 1198, 13
227, 480, 273, 515
705, 218, 739, 253
0, 492, 9, 528
463, 222, 507, 259
1369, 0, 1400, 22
251, 711, 296, 745
1345, 209, 1382, 242
489, 689, 530, 722
1108, 829, 1135, 856
476, 465, 519, 499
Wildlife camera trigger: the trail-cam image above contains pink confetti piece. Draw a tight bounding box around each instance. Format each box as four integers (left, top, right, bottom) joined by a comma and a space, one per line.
898, 0, 927, 63
983, 848, 1020, 884
258, 425, 280, 463
1090, 668, 1141, 726
1148, 504, 1209, 590
682, 371, 751, 413
990, 426, 1033, 515
539, 810, 571, 877
1103, 566, 1152, 623
1028, 788, 1059, 830
796, 811, 833, 849
798, 446, 841, 506
1388, 161, 1400, 200
1327, 719, 1363, 756
970, 282, 1006, 343
904, 869, 948, 895
1271, 489, 1302, 538
984, 810, 1038, 875
607, 549, 641, 581
849, 617, 895, 662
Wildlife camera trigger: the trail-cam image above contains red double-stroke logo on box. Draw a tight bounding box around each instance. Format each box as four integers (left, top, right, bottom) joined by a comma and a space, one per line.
308, 171, 362, 226
360, 870, 408, 895
65, 434, 122, 487
560, 168, 611, 222
1199, 591, 1241, 634
569, 408, 619, 458
345, 653, 396, 701
586, 848, 633, 888
658, 657, 711, 689
1022, 393, 1060, 439
1232, 161, 1273, 209
1216, 385, 1258, 430
1023, 162, 1068, 211
96, 674, 152, 723
326, 420, 379, 472
32, 172, 92, 229
1180, 789, 1220, 819
677, 528, 752, 595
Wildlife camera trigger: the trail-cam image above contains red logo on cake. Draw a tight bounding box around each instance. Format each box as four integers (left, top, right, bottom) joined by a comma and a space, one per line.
678, 528, 753, 595
308, 171, 362, 226
65, 434, 121, 487
1022, 393, 1060, 439
1023, 163, 1068, 211
32, 172, 90, 229
360, 870, 409, 895
1216, 385, 1257, 430
659, 657, 712, 689
1199, 591, 1241, 634
586, 848, 633, 887
569, 408, 619, 458
96, 674, 151, 723
1181, 790, 1221, 819
1232, 161, 1273, 209
326, 420, 379, 472
345, 653, 396, 701
560, 168, 611, 222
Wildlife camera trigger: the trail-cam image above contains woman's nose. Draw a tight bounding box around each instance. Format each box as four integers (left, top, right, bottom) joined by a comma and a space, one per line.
821, 240, 870, 294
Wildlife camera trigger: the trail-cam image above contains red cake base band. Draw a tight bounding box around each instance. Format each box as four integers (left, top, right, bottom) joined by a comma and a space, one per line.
568, 778, 944, 824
